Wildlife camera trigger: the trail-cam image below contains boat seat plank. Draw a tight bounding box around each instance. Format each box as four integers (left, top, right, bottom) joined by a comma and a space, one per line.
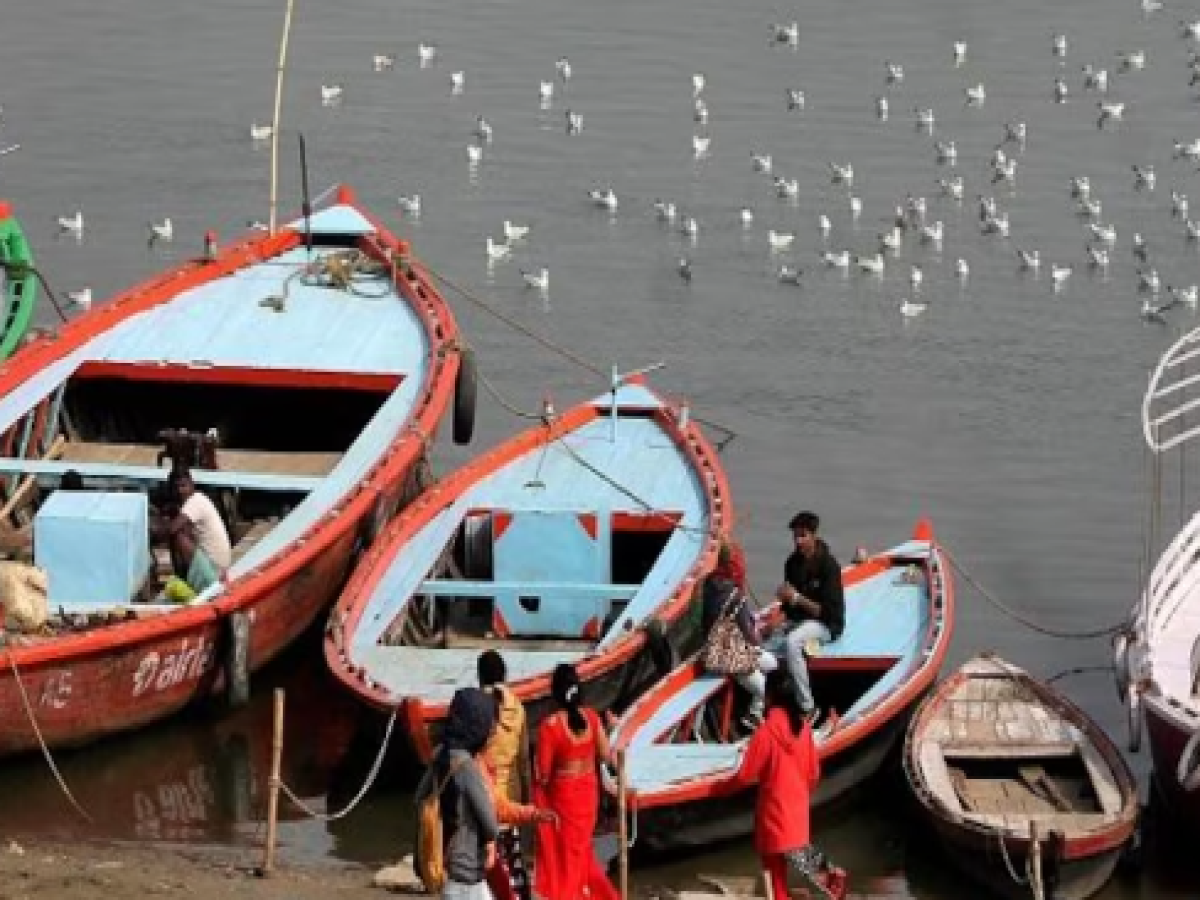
418, 579, 640, 601
443, 629, 594, 653
0, 458, 322, 493
627, 672, 727, 747
941, 742, 1078, 759
58, 441, 342, 477
625, 743, 741, 793
1077, 739, 1124, 815
960, 811, 1120, 835
352, 645, 585, 704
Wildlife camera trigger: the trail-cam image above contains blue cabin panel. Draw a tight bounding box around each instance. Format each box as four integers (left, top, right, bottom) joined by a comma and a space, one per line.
491, 509, 611, 636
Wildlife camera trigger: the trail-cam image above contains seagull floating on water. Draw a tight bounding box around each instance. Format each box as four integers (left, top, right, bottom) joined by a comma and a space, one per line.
474, 116, 493, 143
250, 123, 273, 142
900, 298, 927, 317
956, 259, 970, 281
693, 135, 711, 158
148, 217, 174, 246
829, 162, 854, 187
520, 268, 549, 291
485, 237, 512, 261
450, 72, 465, 95
320, 84, 344, 105
556, 57, 572, 82
66, 287, 92, 309
418, 43, 438, 67
1172, 192, 1190, 219
914, 107, 936, 131
778, 265, 803, 285
1053, 34, 1068, 59
740, 208, 754, 228
692, 73, 706, 97
885, 61, 904, 85
589, 187, 618, 210
875, 95, 889, 120
1083, 65, 1109, 93
1133, 165, 1156, 191
1097, 101, 1126, 128
539, 81, 554, 103
1054, 77, 1069, 103
767, 230, 795, 251
467, 144, 483, 164
693, 98, 709, 124
565, 110, 583, 134
771, 22, 800, 46
1118, 49, 1147, 72
398, 194, 421, 216
1050, 265, 1073, 290
503, 220, 530, 242
751, 153, 773, 174
821, 249, 851, 269
57, 210, 84, 235
654, 199, 677, 222
373, 53, 396, 72
953, 41, 968, 66
787, 89, 806, 112
964, 84, 986, 107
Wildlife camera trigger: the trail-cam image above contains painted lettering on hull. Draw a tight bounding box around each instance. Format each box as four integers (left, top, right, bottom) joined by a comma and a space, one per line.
132, 639, 215, 698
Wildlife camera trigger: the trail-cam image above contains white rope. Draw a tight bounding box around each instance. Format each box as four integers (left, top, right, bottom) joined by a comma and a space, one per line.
277, 705, 398, 822
6, 649, 92, 822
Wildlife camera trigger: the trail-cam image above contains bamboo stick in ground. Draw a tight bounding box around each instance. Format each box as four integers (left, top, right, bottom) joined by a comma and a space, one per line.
617, 749, 629, 900
262, 688, 286, 875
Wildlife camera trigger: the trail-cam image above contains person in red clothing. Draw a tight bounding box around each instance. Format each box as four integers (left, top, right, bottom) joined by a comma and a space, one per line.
734, 668, 847, 900
533, 664, 619, 900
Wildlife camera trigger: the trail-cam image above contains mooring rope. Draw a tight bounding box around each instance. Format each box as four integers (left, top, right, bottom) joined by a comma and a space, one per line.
6, 650, 92, 822
276, 705, 398, 822
943, 548, 1124, 640
0, 261, 70, 323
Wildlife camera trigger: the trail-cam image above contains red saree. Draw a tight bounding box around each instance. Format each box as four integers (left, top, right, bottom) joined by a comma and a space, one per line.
533, 709, 618, 900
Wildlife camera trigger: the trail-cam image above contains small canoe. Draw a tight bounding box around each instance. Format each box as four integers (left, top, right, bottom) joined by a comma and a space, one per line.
0, 201, 39, 358
0, 185, 468, 757
325, 379, 734, 762
607, 522, 953, 849
904, 654, 1139, 900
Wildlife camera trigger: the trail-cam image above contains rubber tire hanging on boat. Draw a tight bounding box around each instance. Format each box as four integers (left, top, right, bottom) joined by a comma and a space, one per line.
1113, 630, 1131, 703
645, 618, 677, 676
453, 347, 477, 446
1177, 729, 1200, 792
225, 611, 252, 710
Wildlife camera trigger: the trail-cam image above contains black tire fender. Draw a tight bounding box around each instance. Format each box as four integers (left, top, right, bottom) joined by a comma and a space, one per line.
453, 347, 477, 446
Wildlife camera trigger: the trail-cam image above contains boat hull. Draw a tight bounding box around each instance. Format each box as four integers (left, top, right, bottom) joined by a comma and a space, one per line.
0, 527, 363, 757
929, 817, 1124, 900
631, 704, 914, 850
1145, 697, 1200, 826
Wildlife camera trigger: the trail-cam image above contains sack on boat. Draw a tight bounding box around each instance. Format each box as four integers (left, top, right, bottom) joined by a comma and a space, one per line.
0, 561, 48, 632
415, 755, 467, 894
700, 586, 759, 677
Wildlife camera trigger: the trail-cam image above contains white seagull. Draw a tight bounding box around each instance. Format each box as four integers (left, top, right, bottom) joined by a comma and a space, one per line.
398, 194, 422, 216
964, 84, 986, 107
740, 208, 755, 228
66, 287, 92, 309
556, 57, 572, 82
1097, 101, 1125, 128
539, 81, 554, 104
451, 71, 465, 94
1052, 34, 1068, 59
565, 110, 584, 134
418, 43, 438, 67
767, 230, 795, 251
373, 54, 396, 72
900, 298, 928, 318
56, 210, 84, 235
885, 61, 904, 84
693, 135, 711, 158
589, 188, 618, 210
787, 89, 806, 112
148, 217, 174, 246
474, 116, 493, 143
521, 268, 549, 291
953, 41, 968, 66
250, 123, 273, 142
829, 162, 854, 187
320, 84, 344, 105
692, 73, 706, 97
485, 237, 512, 261
503, 220, 530, 242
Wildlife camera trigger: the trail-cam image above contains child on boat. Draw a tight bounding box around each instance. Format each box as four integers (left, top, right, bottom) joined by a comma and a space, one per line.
734, 668, 848, 900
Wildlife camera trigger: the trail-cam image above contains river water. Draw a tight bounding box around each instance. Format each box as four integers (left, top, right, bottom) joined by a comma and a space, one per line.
1, 0, 1199, 894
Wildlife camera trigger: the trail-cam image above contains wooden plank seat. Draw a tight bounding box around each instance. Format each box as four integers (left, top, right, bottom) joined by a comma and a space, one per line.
57, 441, 342, 477
0, 457, 322, 492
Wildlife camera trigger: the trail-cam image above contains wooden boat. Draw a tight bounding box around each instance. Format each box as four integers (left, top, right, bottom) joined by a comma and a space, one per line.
0, 185, 470, 757
325, 378, 733, 762
607, 521, 953, 849
904, 654, 1139, 900
0, 201, 40, 358
1116, 324, 1200, 825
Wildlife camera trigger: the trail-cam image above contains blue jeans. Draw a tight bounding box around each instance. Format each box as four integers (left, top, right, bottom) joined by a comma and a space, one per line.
764, 621, 832, 712
443, 879, 492, 900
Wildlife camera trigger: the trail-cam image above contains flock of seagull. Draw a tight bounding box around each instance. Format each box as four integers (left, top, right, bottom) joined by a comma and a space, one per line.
15, 0, 1200, 322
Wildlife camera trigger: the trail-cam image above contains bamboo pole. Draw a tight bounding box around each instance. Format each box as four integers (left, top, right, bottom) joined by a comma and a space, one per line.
617, 749, 629, 900
267, 0, 297, 235
262, 688, 286, 875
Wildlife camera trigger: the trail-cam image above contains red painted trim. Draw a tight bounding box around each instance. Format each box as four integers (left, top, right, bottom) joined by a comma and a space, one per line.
493, 512, 513, 542
76, 361, 403, 393
611, 511, 683, 533
491, 607, 511, 639
577, 512, 598, 540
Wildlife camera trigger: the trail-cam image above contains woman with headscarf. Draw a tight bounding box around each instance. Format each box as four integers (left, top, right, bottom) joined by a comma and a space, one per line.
415, 687, 501, 900
733, 669, 848, 900
532, 663, 619, 900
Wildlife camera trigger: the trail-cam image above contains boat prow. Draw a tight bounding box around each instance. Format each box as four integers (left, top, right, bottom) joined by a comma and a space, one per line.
905, 654, 1139, 899
608, 521, 954, 849
0, 185, 466, 757
325, 380, 734, 761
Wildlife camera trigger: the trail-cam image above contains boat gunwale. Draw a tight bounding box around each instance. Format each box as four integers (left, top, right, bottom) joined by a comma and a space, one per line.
0, 186, 463, 669
324, 379, 734, 716
903, 654, 1140, 860
613, 523, 956, 809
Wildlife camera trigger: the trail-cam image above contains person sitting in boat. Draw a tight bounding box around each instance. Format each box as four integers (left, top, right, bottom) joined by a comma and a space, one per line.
701, 575, 777, 728
163, 519, 220, 603
764, 511, 845, 720
162, 467, 232, 572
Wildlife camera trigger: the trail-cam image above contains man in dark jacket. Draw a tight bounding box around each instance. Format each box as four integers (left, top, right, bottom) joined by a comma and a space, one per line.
766, 510, 845, 715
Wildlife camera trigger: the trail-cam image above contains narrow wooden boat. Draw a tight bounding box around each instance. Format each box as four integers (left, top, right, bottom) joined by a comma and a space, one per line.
1115, 323, 1200, 825
904, 654, 1139, 900
0, 185, 469, 757
325, 378, 733, 762
607, 521, 953, 849
0, 201, 39, 358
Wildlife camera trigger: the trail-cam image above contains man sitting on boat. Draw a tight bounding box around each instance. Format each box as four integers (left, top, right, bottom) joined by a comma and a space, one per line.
765, 511, 845, 719
163, 467, 232, 572
163, 519, 220, 603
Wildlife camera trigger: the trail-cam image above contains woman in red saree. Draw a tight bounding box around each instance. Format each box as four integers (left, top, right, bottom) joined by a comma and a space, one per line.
533, 664, 619, 900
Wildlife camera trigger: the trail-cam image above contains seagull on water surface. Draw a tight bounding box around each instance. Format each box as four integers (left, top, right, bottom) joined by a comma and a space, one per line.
320, 84, 343, 105
57, 210, 84, 235
503, 220, 530, 242
66, 287, 92, 309
397, 194, 422, 216
418, 43, 438, 67
373, 53, 396, 72
148, 218, 173, 246
485, 237, 512, 261
521, 268, 549, 291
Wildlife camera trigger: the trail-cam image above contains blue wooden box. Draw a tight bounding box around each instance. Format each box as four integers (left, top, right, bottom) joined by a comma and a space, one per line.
34, 491, 151, 604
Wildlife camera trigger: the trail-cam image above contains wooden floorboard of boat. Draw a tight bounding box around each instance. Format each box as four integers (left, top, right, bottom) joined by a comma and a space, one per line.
444, 628, 594, 653
58, 441, 342, 477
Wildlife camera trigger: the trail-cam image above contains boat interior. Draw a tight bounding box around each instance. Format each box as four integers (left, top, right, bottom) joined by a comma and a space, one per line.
0, 204, 434, 620
916, 660, 1128, 834
617, 542, 946, 794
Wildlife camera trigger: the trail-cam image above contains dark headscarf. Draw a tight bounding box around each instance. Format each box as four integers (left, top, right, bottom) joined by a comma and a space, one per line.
442, 687, 498, 756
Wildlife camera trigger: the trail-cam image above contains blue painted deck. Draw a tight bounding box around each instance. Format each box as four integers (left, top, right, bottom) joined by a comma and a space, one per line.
348, 388, 713, 701
619, 543, 938, 790
0, 204, 437, 605
355, 647, 586, 704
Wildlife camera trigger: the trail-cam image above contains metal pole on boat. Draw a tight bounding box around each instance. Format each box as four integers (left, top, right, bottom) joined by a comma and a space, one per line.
616, 749, 630, 900
261, 688, 286, 875
267, 0, 297, 235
